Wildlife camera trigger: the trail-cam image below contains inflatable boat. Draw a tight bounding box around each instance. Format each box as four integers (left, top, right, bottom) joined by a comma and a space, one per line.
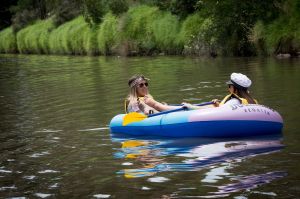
109, 104, 283, 137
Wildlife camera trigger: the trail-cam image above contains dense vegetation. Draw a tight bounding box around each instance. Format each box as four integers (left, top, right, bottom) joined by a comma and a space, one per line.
0, 0, 299, 57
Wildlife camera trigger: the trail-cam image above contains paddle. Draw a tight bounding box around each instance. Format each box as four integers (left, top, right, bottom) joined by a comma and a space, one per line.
122, 101, 214, 126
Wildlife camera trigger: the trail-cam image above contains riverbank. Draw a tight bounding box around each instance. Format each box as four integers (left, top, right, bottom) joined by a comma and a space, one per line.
0, 2, 299, 57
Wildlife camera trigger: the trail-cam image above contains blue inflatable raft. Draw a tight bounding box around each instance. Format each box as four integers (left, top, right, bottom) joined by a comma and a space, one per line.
109, 104, 283, 137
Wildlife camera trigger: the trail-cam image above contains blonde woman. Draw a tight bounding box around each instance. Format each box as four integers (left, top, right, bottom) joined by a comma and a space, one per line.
126, 75, 179, 115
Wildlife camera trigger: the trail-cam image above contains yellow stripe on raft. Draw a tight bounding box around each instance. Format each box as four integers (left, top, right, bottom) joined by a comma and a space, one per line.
122, 112, 147, 126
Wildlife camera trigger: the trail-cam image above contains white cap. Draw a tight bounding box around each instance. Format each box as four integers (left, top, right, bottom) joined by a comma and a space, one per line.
226, 73, 252, 89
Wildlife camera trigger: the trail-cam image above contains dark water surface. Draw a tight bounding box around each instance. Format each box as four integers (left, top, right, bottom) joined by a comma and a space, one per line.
0, 54, 299, 198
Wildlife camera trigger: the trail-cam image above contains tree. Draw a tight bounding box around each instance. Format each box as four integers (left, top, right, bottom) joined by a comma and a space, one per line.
151, 0, 198, 19
109, 0, 129, 16
53, 0, 82, 26
83, 0, 108, 25
196, 0, 281, 56
0, 0, 18, 30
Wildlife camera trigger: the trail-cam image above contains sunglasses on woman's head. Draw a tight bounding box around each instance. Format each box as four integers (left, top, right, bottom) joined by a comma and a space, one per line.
138, 82, 148, 88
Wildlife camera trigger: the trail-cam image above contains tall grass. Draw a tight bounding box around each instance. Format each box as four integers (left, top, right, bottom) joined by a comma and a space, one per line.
67, 17, 89, 55
48, 16, 98, 55
1, 2, 300, 57
16, 19, 55, 54
152, 12, 182, 53
0, 27, 17, 53
121, 5, 182, 55
122, 5, 159, 54
98, 13, 119, 55
48, 20, 70, 54
0, 6, 219, 56
84, 25, 99, 55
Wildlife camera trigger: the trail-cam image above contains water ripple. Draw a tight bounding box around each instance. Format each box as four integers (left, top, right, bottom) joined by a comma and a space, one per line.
211, 171, 287, 195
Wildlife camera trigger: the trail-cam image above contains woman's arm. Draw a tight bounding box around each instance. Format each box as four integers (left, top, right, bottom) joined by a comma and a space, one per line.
128, 99, 159, 115
143, 95, 180, 111
139, 102, 159, 114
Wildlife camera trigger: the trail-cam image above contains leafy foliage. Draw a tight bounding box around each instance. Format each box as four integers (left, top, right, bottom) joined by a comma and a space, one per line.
53, 0, 82, 26
179, 13, 216, 56
265, 0, 300, 55
152, 12, 181, 53
1, 0, 299, 56
11, 9, 38, 32
10, 0, 57, 32
98, 13, 119, 55
16, 18, 54, 54
250, 21, 268, 56
109, 0, 129, 16
250, 0, 300, 55
0, 0, 18, 30
83, 0, 108, 25
0, 27, 17, 53
151, 0, 198, 19
122, 5, 159, 54
49, 16, 93, 55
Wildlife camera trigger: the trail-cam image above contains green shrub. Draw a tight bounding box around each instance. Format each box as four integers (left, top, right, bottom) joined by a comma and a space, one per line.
179, 12, 216, 56
83, 0, 108, 25
16, 19, 54, 54
121, 5, 182, 55
67, 17, 89, 55
252, 0, 300, 56
49, 16, 98, 55
16, 25, 31, 53
98, 13, 119, 55
0, 27, 17, 53
250, 21, 268, 56
179, 12, 205, 44
152, 12, 182, 53
109, 0, 129, 16
122, 5, 159, 54
266, 18, 292, 54
48, 20, 71, 54
84, 25, 99, 55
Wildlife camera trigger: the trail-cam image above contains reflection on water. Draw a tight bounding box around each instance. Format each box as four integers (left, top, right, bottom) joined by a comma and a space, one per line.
112, 134, 286, 195
208, 171, 287, 198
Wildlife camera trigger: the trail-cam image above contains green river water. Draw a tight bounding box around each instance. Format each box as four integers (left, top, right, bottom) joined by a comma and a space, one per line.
0, 54, 299, 198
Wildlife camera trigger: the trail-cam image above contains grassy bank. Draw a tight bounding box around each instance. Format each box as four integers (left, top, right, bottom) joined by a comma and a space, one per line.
48, 16, 94, 55
98, 13, 119, 55
0, 27, 17, 53
17, 19, 55, 54
121, 5, 182, 55
0, 4, 299, 57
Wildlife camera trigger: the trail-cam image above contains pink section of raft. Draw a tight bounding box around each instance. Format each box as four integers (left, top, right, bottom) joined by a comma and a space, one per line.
189, 104, 283, 123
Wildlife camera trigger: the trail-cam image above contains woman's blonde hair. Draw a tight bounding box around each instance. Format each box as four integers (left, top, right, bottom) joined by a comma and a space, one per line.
126, 75, 151, 102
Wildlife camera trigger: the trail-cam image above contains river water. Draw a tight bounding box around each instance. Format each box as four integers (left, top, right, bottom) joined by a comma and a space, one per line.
0, 54, 299, 198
